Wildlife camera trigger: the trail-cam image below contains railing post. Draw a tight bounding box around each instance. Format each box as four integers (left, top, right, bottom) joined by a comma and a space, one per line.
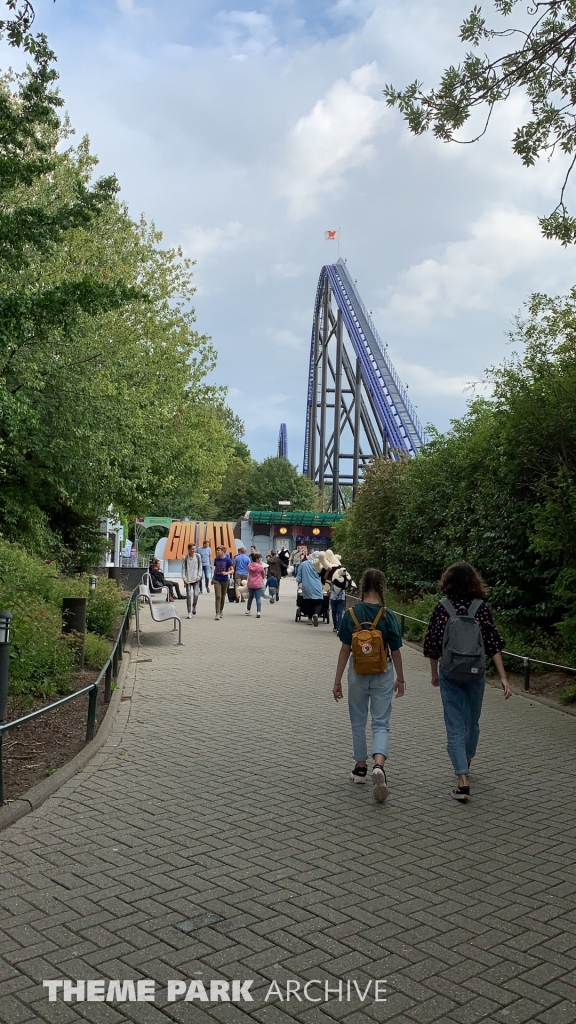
112, 644, 119, 679
523, 657, 530, 691
0, 610, 12, 725
400, 614, 405, 637
86, 684, 98, 742
104, 661, 113, 703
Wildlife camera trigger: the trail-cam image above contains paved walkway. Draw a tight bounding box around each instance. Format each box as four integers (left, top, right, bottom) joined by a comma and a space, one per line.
1, 579, 576, 1024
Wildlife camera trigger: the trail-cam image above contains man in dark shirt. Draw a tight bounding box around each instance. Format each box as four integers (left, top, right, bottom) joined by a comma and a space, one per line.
213, 546, 233, 620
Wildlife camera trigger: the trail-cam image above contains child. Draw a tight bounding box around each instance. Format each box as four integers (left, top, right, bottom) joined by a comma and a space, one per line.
265, 573, 278, 604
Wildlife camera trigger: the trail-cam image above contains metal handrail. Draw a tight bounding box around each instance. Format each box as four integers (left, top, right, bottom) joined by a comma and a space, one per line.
388, 607, 576, 691
0, 584, 140, 805
347, 597, 576, 693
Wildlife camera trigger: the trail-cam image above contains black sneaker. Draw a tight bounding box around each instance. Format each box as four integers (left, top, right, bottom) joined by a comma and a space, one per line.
350, 765, 367, 784
451, 786, 470, 803
372, 765, 389, 802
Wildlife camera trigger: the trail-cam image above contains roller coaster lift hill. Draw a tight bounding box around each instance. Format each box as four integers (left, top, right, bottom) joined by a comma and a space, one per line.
303, 259, 426, 512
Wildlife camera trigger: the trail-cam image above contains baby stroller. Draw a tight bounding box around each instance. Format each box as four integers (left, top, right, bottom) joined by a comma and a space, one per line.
295, 586, 323, 626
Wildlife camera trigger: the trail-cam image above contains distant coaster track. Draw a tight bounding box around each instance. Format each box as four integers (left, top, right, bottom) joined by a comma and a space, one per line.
277, 422, 288, 459
303, 259, 426, 511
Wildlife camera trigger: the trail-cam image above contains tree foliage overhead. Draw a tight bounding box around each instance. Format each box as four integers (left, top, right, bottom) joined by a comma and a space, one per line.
210, 455, 319, 522
385, 2, 576, 244
335, 289, 576, 660
0, 38, 237, 565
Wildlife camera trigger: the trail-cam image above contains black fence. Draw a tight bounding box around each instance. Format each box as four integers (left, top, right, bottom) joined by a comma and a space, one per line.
0, 585, 140, 806
345, 594, 576, 693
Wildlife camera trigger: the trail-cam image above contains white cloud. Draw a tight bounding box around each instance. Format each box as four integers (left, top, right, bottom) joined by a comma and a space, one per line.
182, 221, 244, 262
382, 207, 576, 326
391, 359, 491, 399
280, 63, 389, 217
266, 328, 305, 351
215, 10, 277, 60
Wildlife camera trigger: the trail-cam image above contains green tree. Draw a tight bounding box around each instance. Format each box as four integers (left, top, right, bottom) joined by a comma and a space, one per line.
385, 2, 576, 244
0, 57, 233, 563
247, 457, 318, 513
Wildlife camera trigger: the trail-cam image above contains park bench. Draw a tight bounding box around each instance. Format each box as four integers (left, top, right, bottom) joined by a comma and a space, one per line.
141, 570, 169, 602
136, 583, 183, 646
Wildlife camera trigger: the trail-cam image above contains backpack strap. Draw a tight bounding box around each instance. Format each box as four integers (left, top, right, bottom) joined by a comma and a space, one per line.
468, 598, 483, 618
349, 607, 360, 630
440, 597, 457, 617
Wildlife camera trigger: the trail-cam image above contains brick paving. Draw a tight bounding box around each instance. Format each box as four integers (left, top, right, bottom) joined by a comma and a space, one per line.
1, 578, 576, 1023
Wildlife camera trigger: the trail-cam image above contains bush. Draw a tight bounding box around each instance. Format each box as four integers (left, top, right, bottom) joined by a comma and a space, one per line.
84, 631, 112, 671
0, 540, 124, 697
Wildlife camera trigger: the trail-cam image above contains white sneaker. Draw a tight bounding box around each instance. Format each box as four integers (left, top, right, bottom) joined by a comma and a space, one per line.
215, 614, 220, 620
245, 610, 251, 615
372, 766, 389, 803
187, 613, 191, 619
256, 612, 261, 618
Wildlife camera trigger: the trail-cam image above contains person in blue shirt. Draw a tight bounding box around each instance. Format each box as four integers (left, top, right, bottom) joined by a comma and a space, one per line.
233, 547, 251, 603
295, 555, 323, 626
265, 572, 278, 604
213, 546, 233, 620
199, 540, 212, 593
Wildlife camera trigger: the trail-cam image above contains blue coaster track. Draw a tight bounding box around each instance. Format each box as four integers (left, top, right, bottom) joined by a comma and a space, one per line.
303, 260, 425, 491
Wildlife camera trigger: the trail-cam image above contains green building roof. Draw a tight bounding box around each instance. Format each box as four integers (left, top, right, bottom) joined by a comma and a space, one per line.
248, 510, 344, 526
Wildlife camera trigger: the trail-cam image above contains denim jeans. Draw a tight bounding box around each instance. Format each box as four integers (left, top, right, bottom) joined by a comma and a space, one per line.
247, 587, 263, 612
439, 669, 485, 775
331, 599, 344, 631
347, 659, 395, 761
200, 566, 211, 591
184, 582, 200, 613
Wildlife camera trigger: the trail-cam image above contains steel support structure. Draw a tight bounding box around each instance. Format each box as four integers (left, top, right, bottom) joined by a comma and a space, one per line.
277, 423, 288, 459
303, 260, 426, 511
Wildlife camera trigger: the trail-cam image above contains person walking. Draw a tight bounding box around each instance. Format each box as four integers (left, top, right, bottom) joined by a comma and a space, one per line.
199, 539, 212, 593
266, 550, 283, 600
212, 545, 233, 620
182, 542, 203, 619
290, 547, 302, 576
423, 561, 510, 803
295, 554, 323, 625
330, 570, 346, 633
333, 568, 405, 802
246, 552, 266, 618
233, 546, 250, 603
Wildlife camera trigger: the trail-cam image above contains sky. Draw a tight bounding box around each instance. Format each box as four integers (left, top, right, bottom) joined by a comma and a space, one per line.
15, 0, 576, 462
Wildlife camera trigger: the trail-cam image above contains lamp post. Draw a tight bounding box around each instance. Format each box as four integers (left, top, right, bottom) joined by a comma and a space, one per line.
89, 575, 97, 596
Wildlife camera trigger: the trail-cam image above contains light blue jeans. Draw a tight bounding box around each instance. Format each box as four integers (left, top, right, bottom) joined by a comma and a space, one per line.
347, 659, 395, 762
439, 669, 485, 775
247, 587, 263, 613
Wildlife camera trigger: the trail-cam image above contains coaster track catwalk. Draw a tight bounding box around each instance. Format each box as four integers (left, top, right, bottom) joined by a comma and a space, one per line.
303, 259, 426, 511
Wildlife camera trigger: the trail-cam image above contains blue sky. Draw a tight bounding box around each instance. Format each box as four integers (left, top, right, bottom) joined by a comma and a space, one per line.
18, 1, 576, 462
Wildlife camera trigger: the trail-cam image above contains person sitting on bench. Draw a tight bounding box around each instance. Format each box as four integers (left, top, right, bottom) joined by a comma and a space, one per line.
149, 559, 183, 602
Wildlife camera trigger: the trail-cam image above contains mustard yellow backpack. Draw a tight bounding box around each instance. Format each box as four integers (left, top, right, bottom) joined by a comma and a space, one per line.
349, 606, 388, 674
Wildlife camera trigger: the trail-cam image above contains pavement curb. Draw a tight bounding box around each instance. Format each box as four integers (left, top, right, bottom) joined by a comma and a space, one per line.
0, 643, 133, 832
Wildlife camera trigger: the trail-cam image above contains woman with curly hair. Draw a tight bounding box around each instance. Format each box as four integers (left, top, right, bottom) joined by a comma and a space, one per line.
333, 568, 405, 803
424, 561, 510, 803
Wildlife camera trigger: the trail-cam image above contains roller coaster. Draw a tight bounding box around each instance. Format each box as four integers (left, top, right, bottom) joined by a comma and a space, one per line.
303, 259, 426, 511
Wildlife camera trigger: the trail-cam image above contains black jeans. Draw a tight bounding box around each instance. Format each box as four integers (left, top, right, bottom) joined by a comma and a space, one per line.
165, 580, 183, 600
